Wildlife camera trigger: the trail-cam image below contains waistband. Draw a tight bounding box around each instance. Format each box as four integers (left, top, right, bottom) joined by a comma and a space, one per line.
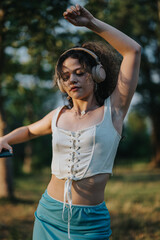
36, 190, 112, 239
46, 177, 106, 239
46, 189, 105, 208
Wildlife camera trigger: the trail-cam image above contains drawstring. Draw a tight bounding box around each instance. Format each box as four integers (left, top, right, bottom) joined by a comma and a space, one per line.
62, 178, 73, 239
62, 132, 81, 239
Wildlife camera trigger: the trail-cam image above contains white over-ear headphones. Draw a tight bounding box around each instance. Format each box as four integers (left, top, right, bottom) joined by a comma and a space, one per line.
56, 47, 106, 93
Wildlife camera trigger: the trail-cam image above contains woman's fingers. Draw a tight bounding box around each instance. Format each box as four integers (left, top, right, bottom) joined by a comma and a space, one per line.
9, 146, 13, 153
66, 7, 76, 16
64, 5, 81, 18
63, 4, 93, 27
70, 6, 77, 13
75, 4, 81, 15
63, 16, 77, 25
0, 142, 13, 153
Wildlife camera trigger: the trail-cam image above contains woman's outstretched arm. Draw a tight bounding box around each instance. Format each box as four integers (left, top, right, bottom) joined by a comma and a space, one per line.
63, 4, 141, 120
0, 110, 55, 153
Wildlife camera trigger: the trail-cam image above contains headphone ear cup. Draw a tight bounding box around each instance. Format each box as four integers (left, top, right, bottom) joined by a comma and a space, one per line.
92, 64, 106, 83
57, 78, 66, 93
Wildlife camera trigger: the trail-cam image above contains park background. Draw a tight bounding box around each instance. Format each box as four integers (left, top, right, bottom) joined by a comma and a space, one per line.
0, 0, 160, 239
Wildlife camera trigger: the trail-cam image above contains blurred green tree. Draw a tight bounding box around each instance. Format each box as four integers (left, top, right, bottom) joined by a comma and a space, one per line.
117, 111, 151, 159
0, 0, 71, 198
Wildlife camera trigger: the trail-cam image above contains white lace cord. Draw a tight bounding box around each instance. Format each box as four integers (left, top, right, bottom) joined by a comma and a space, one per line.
62, 178, 73, 239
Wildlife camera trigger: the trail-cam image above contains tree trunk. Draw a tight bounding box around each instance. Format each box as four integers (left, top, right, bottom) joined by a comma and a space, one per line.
0, 113, 14, 198
150, 114, 160, 167
0, 158, 14, 198
23, 142, 32, 173
151, 146, 160, 168
0, 8, 14, 198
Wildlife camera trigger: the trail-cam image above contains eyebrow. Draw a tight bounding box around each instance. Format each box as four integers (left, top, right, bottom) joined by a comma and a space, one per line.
62, 66, 84, 73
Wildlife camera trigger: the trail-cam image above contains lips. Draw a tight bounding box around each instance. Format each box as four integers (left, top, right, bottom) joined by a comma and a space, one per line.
70, 86, 80, 92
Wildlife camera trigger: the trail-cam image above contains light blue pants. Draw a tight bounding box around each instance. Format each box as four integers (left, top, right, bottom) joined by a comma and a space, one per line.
33, 190, 112, 240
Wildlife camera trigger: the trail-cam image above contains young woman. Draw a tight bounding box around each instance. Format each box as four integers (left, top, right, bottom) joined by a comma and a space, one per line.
0, 4, 141, 240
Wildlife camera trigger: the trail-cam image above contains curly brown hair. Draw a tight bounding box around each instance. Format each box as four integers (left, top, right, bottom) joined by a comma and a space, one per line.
54, 41, 122, 107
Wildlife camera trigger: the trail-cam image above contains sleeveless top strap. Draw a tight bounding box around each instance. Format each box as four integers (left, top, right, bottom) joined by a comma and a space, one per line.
51, 106, 64, 131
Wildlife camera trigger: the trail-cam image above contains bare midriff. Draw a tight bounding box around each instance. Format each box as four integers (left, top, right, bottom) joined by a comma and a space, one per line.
47, 173, 110, 205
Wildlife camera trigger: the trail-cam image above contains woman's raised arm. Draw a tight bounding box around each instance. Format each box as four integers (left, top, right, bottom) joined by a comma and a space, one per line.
63, 4, 141, 120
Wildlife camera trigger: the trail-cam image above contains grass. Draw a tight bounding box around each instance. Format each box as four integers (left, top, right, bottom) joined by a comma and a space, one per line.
0, 168, 50, 240
107, 161, 160, 240
0, 161, 160, 240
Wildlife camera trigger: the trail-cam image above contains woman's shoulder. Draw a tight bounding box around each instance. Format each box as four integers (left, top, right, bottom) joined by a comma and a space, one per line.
47, 105, 69, 122
43, 106, 61, 122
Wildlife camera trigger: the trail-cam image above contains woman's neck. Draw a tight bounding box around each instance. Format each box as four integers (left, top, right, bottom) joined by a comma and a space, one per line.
72, 96, 99, 116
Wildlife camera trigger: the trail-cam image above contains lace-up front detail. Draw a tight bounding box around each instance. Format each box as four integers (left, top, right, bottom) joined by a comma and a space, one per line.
68, 132, 81, 177
62, 131, 83, 239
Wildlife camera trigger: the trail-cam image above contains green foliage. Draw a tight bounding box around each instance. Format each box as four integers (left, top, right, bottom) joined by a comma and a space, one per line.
118, 111, 151, 159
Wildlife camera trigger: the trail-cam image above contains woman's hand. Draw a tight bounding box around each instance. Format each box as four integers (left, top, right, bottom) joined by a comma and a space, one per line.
63, 4, 94, 27
0, 137, 13, 153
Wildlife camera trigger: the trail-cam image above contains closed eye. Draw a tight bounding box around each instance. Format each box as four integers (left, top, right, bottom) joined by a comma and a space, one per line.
61, 70, 85, 81
61, 72, 70, 81
76, 72, 85, 76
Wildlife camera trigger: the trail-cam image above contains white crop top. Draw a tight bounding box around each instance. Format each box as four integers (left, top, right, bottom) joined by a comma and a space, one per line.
51, 96, 121, 178
51, 97, 121, 238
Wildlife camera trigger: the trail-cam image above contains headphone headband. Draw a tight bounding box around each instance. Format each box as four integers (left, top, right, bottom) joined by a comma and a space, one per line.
58, 47, 101, 65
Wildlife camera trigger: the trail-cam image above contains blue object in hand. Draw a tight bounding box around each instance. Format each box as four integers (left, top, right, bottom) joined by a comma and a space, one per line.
0, 149, 13, 158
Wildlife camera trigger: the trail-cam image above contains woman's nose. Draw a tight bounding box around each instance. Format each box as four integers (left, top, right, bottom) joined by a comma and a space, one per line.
69, 73, 77, 83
